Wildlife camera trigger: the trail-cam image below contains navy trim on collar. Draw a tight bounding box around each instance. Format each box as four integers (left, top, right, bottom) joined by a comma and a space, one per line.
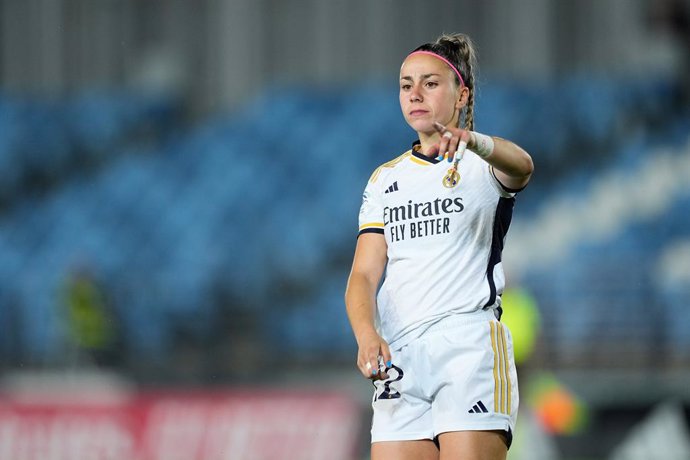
411, 140, 440, 164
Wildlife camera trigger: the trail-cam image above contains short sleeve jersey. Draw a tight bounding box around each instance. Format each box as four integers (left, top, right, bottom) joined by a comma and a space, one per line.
358, 144, 518, 350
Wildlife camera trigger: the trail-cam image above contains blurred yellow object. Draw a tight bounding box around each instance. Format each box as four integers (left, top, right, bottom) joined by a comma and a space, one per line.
500, 287, 540, 365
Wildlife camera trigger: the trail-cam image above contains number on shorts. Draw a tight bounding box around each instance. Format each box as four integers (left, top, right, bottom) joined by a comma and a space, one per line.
374, 364, 404, 401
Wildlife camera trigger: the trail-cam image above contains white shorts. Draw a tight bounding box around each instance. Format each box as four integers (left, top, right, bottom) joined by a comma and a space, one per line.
371, 309, 518, 447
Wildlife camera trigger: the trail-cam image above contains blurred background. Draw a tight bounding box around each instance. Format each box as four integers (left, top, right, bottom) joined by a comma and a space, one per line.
0, 0, 689, 458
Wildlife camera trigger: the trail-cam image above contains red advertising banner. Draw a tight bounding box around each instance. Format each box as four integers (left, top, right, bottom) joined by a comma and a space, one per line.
0, 389, 361, 460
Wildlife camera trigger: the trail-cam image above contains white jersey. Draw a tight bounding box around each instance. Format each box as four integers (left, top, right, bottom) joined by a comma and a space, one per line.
358, 144, 519, 350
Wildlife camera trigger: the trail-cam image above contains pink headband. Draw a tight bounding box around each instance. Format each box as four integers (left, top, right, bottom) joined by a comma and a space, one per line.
407, 50, 465, 88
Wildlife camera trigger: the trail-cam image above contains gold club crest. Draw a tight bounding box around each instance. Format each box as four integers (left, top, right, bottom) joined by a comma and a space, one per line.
442, 168, 460, 188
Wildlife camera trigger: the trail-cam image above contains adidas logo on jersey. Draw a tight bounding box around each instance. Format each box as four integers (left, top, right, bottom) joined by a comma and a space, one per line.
468, 400, 489, 414
384, 181, 399, 193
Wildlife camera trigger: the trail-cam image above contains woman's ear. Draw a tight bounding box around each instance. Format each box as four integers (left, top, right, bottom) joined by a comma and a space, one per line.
455, 87, 469, 110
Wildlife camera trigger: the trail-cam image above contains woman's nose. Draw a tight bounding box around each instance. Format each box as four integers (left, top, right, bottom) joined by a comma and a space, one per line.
409, 86, 422, 102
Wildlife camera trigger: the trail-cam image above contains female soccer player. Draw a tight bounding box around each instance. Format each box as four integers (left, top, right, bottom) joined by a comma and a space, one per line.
345, 33, 533, 460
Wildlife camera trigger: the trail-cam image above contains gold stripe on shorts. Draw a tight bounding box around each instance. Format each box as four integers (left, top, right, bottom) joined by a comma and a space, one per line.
489, 322, 501, 414
498, 323, 507, 414
501, 324, 512, 415
490, 321, 512, 415
498, 323, 512, 415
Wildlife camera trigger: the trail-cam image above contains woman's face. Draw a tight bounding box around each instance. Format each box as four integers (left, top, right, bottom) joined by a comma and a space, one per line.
399, 53, 465, 135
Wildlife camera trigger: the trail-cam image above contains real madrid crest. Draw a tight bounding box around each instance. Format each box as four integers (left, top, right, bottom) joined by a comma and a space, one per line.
442, 168, 460, 188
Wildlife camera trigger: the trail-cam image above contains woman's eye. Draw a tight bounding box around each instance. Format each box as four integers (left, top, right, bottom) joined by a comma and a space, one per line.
425, 81, 438, 88
401, 84, 411, 90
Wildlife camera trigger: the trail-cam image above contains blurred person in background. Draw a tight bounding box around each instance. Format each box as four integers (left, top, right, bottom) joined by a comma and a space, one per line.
62, 262, 122, 368
345, 33, 533, 460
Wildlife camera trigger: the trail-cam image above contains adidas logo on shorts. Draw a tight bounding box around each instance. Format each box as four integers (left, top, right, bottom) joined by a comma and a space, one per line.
468, 400, 489, 414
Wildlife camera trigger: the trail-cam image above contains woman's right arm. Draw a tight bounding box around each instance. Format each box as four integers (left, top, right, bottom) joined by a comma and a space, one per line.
345, 232, 391, 379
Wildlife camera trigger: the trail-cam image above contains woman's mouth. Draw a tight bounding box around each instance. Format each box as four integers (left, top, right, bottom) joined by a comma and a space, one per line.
409, 110, 428, 117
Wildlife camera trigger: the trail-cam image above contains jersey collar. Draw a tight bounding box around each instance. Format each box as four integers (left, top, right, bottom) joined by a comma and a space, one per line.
411, 140, 440, 165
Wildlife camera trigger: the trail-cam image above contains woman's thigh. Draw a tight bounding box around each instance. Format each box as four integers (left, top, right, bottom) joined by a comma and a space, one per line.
372, 439, 439, 460
438, 430, 508, 460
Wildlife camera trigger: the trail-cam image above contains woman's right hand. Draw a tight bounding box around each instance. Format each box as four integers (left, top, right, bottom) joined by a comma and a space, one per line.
356, 329, 392, 380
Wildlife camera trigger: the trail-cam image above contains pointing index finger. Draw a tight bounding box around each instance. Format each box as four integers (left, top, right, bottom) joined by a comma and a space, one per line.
433, 121, 447, 133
